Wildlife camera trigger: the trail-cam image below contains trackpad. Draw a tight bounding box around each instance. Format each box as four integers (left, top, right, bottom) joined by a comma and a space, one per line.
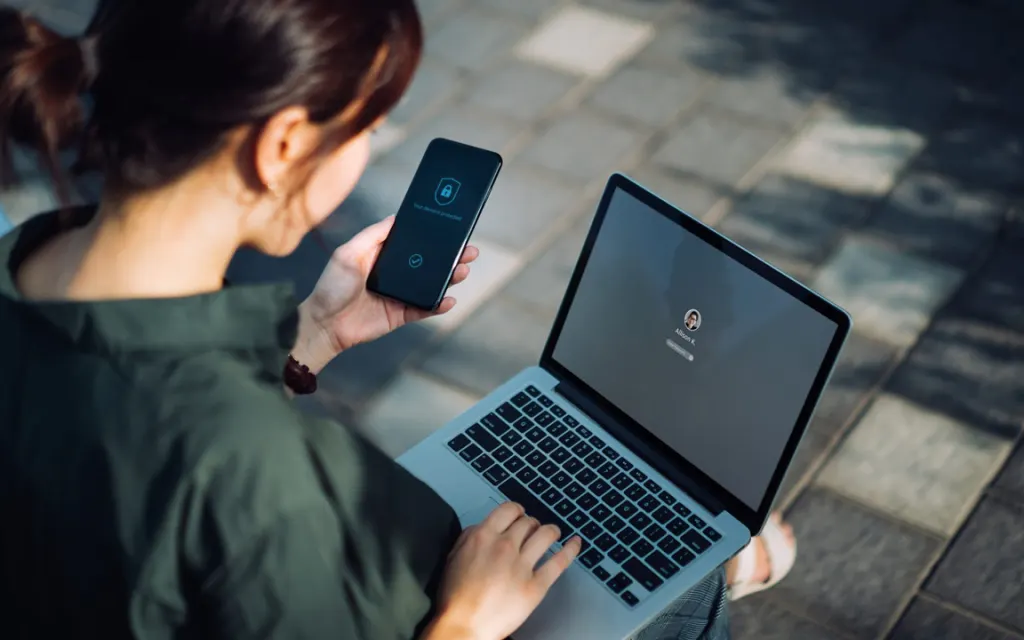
458, 497, 502, 528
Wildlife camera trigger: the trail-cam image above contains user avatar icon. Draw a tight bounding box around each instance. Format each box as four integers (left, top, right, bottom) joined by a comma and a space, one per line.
684, 309, 702, 331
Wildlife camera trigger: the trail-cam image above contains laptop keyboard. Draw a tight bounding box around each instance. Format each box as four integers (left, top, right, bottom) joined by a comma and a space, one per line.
446, 384, 721, 609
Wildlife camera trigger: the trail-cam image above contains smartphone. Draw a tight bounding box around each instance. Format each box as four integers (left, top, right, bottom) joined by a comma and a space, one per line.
367, 138, 503, 311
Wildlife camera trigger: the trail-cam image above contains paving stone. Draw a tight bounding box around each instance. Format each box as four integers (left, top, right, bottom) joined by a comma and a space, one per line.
891, 597, 1024, 640
502, 213, 593, 316
426, 7, 531, 72
865, 171, 1006, 269
809, 331, 897, 439
587, 63, 707, 127
627, 166, 723, 221
886, 245, 1024, 438
653, 114, 784, 186
514, 5, 654, 78
328, 163, 418, 235
473, 166, 582, 252
521, 112, 647, 181
995, 443, 1024, 505
812, 238, 965, 348
359, 371, 479, 458
389, 58, 463, 126
716, 173, 873, 277
928, 498, 1024, 631
775, 110, 925, 197
776, 488, 941, 638
477, 0, 565, 19
368, 122, 406, 162
706, 67, 817, 128
419, 296, 551, 396
385, 106, 522, 167
422, 239, 522, 333
730, 593, 844, 640
466, 61, 579, 121
416, 0, 466, 28
918, 112, 1024, 194
579, 0, 682, 21
775, 429, 830, 507
818, 394, 1012, 535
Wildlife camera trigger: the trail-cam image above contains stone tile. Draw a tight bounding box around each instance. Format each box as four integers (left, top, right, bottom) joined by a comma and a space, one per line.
717, 173, 873, 277
818, 394, 1012, 535
891, 597, 1024, 640
521, 112, 647, 181
359, 372, 479, 458
775, 430, 830, 507
777, 488, 941, 638
730, 594, 844, 640
928, 498, 1024, 631
419, 296, 550, 396
995, 443, 1024, 504
473, 166, 582, 252
653, 114, 784, 186
416, 0, 466, 29
579, 0, 682, 21
706, 68, 817, 128
466, 61, 579, 121
514, 5, 654, 78
426, 7, 531, 72
477, 0, 565, 20
326, 163, 418, 240
775, 111, 926, 197
885, 245, 1024, 438
865, 171, 1006, 269
918, 112, 1024, 193
627, 166, 723, 221
812, 238, 965, 348
587, 63, 707, 127
809, 332, 897, 438
423, 239, 522, 332
388, 58, 462, 126
369, 122, 406, 162
385, 107, 522, 167
502, 213, 593, 316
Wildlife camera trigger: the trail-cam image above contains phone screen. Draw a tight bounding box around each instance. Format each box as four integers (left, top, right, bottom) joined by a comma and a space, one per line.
367, 138, 502, 310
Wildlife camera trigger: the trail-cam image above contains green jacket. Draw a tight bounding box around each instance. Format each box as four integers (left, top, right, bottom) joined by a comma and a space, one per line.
0, 208, 460, 639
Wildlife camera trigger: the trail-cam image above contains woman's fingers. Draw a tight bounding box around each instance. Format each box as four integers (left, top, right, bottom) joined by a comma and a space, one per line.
450, 264, 470, 285
505, 515, 542, 548
533, 536, 581, 591
460, 245, 480, 264
482, 501, 526, 533
519, 523, 562, 565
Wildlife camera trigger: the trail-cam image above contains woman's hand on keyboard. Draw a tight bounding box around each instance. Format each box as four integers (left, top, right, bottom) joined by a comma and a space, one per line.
423, 501, 582, 640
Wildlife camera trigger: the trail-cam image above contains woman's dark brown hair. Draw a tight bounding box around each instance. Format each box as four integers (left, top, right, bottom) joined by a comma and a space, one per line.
0, 0, 423, 203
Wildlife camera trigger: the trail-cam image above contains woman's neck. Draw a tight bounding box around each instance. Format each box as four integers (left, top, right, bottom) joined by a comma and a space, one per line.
17, 179, 245, 302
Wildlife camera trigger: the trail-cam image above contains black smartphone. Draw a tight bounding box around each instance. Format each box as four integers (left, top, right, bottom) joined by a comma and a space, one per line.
367, 138, 502, 311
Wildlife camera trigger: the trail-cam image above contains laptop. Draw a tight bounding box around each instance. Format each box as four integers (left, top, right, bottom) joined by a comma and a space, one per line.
399, 173, 852, 639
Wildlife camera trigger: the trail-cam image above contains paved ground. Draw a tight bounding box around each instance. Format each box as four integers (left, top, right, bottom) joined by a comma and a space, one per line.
5, 0, 1024, 638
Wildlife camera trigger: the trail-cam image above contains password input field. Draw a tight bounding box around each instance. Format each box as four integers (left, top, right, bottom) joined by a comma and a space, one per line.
666, 338, 695, 361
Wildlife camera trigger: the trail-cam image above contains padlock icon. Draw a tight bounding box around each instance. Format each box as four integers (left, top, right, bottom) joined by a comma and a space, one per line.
441, 184, 453, 198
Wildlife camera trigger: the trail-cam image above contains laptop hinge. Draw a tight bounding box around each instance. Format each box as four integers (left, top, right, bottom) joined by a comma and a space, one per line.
555, 380, 725, 517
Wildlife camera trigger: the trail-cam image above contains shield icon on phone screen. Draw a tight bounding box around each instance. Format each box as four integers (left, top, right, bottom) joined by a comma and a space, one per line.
435, 177, 461, 207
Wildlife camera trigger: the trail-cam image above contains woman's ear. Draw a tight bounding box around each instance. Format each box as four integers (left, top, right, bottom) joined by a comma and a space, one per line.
253, 106, 320, 194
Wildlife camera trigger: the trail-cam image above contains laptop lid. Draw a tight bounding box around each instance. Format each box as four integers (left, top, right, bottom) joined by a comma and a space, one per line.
541, 174, 851, 534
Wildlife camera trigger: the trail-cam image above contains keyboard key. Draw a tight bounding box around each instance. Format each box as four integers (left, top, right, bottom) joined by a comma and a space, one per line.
447, 434, 471, 451
652, 506, 675, 524
591, 504, 612, 522
504, 456, 525, 473
472, 454, 495, 472
576, 468, 598, 485
629, 513, 652, 531
576, 424, 593, 438
631, 539, 654, 557
551, 471, 572, 488
582, 522, 603, 540
513, 441, 533, 457
603, 490, 624, 508
589, 479, 611, 496
607, 572, 633, 594
513, 417, 533, 433
526, 450, 545, 467
682, 530, 711, 554
644, 524, 666, 542
572, 442, 594, 459
522, 402, 542, 417
550, 446, 571, 464
497, 403, 522, 424
704, 527, 721, 542
539, 461, 559, 477
533, 394, 551, 407
550, 405, 566, 418
625, 484, 646, 502
497, 478, 571, 542
584, 452, 607, 469
547, 421, 567, 437
615, 502, 638, 519
616, 458, 634, 472
658, 536, 681, 554
604, 515, 626, 533
564, 415, 580, 427
688, 514, 707, 529
616, 527, 640, 545
672, 547, 696, 568
563, 458, 584, 474
492, 446, 512, 463
525, 385, 541, 397
603, 447, 620, 461
481, 413, 510, 435
568, 511, 588, 529
646, 551, 680, 580
555, 499, 575, 516
528, 477, 549, 494
667, 517, 689, 536
578, 493, 598, 510
518, 467, 538, 484
559, 431, 581, 447
621, 591, 639, 607
459, 443, 482, 461
541, 488, 564, 506
511, 392, 531, 407
595, 533, 616, 551
535, 411, 555, 427
609, 544, 631, 564
598, 462, 619, 479
593, 566, 610, 581
484, 467, 509, 485
659, 491, 677, 506
673, 503, 692, 518
501, 431, 522, 446
526, 427, 546, 443
537, 436, 558, 454
622, 558, 663, 592
579, 549, 604, 569
645, 480, 662, 494
612, 473, 632, 491
630, 469, 648, 483
639, 496, 660, 513
564, 482, 584, 500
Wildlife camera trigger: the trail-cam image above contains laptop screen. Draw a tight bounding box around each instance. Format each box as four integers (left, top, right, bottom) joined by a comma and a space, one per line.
550, 186, 840, 510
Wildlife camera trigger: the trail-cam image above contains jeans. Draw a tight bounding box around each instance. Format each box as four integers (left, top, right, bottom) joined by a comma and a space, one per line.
631, 568, 731, 640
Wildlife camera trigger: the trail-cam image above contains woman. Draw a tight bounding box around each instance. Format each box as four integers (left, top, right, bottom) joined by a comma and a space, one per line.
0, 2, 794, 638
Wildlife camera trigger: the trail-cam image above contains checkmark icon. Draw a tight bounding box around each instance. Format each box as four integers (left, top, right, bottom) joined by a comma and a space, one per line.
408, 253, 424, 268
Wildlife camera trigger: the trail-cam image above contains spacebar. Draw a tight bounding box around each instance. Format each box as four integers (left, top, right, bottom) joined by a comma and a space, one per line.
498, 479, 574, 542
